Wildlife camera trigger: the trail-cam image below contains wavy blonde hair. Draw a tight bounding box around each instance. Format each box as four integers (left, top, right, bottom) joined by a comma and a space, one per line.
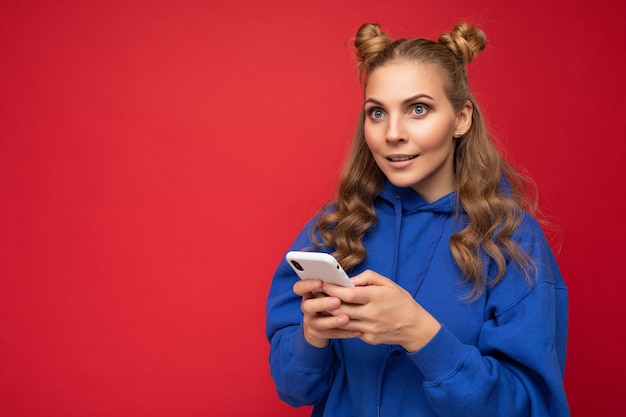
312, 22, 537, 296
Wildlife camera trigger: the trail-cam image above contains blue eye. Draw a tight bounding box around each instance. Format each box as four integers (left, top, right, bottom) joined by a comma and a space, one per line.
411, 105, 427, 116
370, 108, 385, 119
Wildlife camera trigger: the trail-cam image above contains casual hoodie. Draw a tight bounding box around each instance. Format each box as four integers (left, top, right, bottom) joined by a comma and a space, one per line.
266, 181, 569, 417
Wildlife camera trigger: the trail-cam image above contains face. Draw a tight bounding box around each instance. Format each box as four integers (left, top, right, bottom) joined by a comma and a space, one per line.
363, 61, 472, 202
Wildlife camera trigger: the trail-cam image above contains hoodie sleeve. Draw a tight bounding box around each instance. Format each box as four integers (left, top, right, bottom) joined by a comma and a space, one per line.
408, 215, 569, 417
265, 220, 337, 406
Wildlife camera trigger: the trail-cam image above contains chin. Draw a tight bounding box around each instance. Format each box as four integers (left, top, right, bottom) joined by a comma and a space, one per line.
387, 177, 420, 190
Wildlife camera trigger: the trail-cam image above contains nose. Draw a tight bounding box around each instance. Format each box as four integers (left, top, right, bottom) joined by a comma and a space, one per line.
385, 114, 406, 143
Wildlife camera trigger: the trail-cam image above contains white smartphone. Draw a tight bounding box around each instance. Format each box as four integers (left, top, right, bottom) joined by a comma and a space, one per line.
286, 251, 354, 287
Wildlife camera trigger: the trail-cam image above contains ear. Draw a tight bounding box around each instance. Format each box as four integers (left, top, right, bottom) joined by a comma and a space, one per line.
454, 100, 473, 135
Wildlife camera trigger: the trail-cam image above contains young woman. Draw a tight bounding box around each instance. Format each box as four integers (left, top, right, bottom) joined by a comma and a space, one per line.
266, 22, 569, 417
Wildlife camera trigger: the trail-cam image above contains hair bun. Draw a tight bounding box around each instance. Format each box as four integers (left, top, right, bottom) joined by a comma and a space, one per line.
354, 23, 391, 81
438, 23, 486, 65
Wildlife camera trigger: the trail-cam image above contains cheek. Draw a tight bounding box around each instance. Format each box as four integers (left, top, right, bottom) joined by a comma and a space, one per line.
411, 120, 454, 149
363, 125, 379, 150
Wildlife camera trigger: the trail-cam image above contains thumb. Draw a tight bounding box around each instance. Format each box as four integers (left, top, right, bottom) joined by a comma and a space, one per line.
350, 270, 390, 287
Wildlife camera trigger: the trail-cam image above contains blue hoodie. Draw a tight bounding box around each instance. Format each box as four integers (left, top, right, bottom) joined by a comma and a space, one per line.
266, 181, 569, 417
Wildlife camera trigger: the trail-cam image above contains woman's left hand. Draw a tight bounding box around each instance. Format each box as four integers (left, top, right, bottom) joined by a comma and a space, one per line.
322, 270, 441, 352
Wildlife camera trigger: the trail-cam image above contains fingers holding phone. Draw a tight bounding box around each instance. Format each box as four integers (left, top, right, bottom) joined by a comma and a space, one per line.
288, 252, 362, 347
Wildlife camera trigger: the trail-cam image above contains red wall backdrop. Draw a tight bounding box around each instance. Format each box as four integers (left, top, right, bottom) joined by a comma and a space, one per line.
1, 0, 624, 415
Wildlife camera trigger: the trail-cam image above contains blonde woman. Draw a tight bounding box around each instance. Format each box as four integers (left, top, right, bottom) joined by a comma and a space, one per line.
266, 22, 569, 416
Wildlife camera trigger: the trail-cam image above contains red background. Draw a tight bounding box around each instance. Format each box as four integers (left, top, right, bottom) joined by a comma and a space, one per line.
1, 1, 624, 416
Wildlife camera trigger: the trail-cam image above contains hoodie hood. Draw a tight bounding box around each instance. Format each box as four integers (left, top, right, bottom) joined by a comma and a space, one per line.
378, 181, 457, 215
372, 181, 457, 291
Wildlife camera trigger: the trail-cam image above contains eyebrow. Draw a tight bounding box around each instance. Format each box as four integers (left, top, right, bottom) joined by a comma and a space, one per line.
364, 94, 435, 106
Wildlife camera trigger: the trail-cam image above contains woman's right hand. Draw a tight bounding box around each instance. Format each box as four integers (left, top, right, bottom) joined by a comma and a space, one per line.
293, 279, 362, 348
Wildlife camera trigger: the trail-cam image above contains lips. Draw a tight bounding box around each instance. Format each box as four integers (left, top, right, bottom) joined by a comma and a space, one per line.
386, 154, 418, 162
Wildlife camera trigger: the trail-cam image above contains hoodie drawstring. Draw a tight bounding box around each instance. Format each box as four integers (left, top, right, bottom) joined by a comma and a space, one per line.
392, 196, 403, 280
408, 214, 446, 297
392, 194, 447, 297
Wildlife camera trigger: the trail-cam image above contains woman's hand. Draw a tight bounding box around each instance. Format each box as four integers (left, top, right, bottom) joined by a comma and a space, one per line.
293, 278, 363, 348
323, 270, 441, 352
